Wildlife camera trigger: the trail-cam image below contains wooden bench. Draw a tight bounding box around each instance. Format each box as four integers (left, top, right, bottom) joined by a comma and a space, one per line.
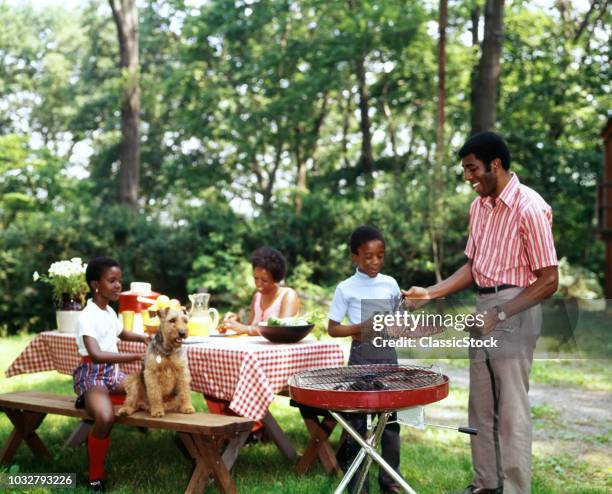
0, 391, 254, 494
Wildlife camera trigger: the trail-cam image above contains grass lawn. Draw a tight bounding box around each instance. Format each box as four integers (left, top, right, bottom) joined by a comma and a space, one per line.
0, 334, 610, 493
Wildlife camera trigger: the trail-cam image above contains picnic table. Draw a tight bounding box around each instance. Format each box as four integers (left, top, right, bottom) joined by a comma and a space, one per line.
6, 331, 345, 460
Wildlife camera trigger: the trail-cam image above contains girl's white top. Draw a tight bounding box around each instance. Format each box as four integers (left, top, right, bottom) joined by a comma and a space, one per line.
76, 299, 123, 356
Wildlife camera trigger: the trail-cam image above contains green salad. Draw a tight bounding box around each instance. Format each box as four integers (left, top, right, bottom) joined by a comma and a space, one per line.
267, 315, 312, 326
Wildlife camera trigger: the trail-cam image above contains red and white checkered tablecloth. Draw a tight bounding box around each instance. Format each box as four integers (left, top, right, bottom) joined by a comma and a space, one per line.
5, 331, 147, 377
5, 332, 344, 420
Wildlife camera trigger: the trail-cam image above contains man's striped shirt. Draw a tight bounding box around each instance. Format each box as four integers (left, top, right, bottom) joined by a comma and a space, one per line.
465, 173, 558, 287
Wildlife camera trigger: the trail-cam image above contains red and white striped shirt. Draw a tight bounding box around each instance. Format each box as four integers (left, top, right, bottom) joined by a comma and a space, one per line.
465, 173, 557, 287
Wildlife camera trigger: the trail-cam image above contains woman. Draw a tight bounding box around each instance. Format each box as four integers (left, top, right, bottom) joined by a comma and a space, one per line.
220, 247, 300, 335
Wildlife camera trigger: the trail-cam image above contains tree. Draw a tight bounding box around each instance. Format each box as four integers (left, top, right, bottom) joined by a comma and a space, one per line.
430, 0, 448, 282
347, 0, 374, 193
109, 0, 141, 207
499, 1, 609, 272
470, 0, 505, 134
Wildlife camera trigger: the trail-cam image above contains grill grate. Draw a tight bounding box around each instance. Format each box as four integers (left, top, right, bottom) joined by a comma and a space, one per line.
291, 364, 445, 392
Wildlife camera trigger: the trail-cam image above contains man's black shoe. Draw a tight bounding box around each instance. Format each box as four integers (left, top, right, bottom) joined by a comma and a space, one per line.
89, 479, 105, 493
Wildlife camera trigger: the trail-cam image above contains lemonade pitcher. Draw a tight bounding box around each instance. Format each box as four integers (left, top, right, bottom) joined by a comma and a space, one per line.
188, 293, 219, 337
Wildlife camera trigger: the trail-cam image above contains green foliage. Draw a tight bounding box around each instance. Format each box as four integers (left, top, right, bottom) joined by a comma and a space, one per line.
0, 1, 607, 333
188, 235, 254, 309
287, 261, 333, 339
500, 4, 609, 274
556, 257, 604, 300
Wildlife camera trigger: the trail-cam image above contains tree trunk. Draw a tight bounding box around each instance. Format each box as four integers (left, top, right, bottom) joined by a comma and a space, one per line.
435, 0, 447, 174
294, 93, 328, 215
470, 2, 481, 46
470, 0, 505, 135
354, 54, 374, 190
259, 139, 283, 214
381, 78, 400, 182
431, 0, 448, 284
294, 128, 307, 215
341, 90, 352, 169
348, 0, 373, 192
109, 0, 140, 207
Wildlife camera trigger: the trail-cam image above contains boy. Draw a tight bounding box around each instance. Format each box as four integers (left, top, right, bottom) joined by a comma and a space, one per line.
328, 225, 401, 494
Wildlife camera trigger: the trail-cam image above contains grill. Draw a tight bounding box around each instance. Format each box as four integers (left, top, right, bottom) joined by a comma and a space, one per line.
290, 364, 456, 494
289, 364, 449, 413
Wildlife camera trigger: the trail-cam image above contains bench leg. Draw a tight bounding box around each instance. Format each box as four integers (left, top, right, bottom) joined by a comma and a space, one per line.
1, 408, 49, 464
63, 420, 93, 449
178, 432, 211, 493
262, 410, 298, 461
295, 414, 341, 476
204, 394, 296, 462
221, 430, 249, 471
178, 432, 238, 494
195, 435, 235, 494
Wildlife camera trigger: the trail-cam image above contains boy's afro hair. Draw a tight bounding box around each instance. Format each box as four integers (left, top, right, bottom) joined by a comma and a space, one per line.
349, 225, 385, 254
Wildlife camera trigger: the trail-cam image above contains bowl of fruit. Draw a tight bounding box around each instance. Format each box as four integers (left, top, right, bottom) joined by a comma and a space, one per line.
258, 316, 315, 343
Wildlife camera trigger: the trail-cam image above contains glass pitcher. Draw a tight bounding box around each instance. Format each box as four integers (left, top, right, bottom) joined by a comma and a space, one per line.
187, 293, 219, 337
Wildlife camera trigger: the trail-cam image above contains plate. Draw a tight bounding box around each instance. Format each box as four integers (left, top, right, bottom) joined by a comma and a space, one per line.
209, 332, 247, 338
183, 336, 210, 344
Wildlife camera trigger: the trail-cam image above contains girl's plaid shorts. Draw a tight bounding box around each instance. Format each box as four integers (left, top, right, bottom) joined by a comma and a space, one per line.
73, 358, 126, 401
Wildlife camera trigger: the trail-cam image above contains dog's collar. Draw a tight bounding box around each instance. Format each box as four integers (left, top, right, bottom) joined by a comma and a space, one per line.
153, 331, 181, 359
156, 343, 180, 358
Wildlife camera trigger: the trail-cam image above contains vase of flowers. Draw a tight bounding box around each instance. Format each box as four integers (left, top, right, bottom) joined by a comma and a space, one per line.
34, 258, 88, 333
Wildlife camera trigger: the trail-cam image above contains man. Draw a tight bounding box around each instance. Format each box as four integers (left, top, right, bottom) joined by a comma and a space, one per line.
403, 131, 558, 494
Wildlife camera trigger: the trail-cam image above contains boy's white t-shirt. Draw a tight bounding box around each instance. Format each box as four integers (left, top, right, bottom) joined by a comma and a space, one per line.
76, 299, 123, 356
328, 269, 401, 325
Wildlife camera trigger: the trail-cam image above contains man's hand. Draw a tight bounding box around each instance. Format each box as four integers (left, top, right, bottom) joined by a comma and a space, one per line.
469, 309, 498, 336
401, 286, 431, 311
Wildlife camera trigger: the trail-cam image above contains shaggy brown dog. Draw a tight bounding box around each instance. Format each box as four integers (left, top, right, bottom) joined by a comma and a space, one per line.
118, 307, 195, 417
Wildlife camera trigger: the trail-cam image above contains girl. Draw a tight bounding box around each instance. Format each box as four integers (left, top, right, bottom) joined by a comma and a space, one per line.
219, 247, 300, 335
73, 257, 148, 492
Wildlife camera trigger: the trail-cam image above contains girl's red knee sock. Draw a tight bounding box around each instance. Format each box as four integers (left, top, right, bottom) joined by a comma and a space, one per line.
87, 431, 111, 481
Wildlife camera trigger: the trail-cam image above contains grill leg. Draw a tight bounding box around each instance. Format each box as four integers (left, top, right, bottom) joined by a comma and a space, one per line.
352, 413, 389, 493
334, 417, 380, 494
330, 411, 417, 494
335, 444, 368, 494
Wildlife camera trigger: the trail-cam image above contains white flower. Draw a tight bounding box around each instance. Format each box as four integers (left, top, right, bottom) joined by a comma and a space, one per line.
48, 258, 86, 278
33, 271, 40, 281
36, 257, 88, 303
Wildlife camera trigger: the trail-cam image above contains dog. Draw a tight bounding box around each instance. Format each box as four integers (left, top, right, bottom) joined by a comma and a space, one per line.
118, 306, 195, 417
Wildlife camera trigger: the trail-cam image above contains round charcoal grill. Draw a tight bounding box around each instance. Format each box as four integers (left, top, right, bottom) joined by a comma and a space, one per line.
289, 364, 449, 413
289, 365, 453, 494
